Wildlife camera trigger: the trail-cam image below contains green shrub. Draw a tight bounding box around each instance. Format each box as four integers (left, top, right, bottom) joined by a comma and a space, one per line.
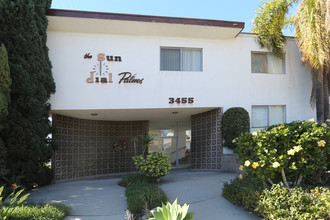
120, 173, 155, 187
234, 120, 329, 186
125, 183, 167, 215
37, 164, 53, 186
133, 152, 172, 179
256, 183, 330, 219
150, 199, 194, 220
222, 176, 265, 212
1, 203, 70, 220
222, 107, 250, 149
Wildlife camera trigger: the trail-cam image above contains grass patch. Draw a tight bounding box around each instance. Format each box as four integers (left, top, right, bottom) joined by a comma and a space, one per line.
119, 173, 155, 187
1, 202, 70, 220
125, 182, 167, 217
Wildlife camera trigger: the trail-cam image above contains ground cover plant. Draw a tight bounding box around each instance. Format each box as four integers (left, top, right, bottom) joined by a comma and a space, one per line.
1, 203, 70, 220
119, 173, 155, 187
256, 183, 329, 219
123, 152, 172, 219
222, 120, 329, 219
0, 185, 70, 220
121, 174, 168, 219
125, 183, 167, 217
222, 175, 265, 212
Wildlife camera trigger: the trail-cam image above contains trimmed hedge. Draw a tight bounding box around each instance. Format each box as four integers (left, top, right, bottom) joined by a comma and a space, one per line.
222, 107, 250, 149
133, 152, 172, 179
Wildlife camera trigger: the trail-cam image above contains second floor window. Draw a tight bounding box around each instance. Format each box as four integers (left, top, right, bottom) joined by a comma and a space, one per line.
160, 47, 202, 71
251, 52, 285, 74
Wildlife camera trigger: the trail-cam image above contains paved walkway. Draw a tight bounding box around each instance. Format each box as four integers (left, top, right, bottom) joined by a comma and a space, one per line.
161, 170, 259, 220
27, 171, 260, 220
28, 178, 127, 219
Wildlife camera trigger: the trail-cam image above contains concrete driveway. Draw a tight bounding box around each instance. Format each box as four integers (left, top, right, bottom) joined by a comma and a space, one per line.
27, 171, 260, 220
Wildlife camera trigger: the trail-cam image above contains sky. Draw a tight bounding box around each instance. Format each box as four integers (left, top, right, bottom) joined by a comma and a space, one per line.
51, 0, 295, 36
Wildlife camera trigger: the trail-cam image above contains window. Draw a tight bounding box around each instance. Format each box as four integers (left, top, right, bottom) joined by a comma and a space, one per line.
252, 105, 286, 128
160, 47, 202, 71
251, 52, 285, 74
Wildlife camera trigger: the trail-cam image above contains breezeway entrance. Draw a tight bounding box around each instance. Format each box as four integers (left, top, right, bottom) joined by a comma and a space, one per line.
51, 107, 222, 183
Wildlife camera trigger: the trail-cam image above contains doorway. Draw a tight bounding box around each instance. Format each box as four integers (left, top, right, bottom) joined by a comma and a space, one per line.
149, 129, 191, 168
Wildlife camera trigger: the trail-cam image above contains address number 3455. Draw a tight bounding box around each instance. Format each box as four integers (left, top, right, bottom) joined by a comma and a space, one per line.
169, 97, 194, 104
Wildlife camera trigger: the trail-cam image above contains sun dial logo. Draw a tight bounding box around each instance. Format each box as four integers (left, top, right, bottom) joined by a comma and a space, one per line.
84, 52, 144, 84
85, 53, 122, 84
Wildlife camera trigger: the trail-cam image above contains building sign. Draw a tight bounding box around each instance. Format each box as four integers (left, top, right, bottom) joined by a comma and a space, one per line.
169, 97, 194, 104
84, 52, 144, 84
118, 72, 144, 84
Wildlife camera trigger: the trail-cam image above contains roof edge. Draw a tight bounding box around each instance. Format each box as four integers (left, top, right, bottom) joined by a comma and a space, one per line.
239, 32, 295, 39
47, 9, 245, 29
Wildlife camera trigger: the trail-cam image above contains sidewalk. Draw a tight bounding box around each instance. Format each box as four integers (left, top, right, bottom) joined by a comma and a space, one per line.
160, 170, 260, 220
27, 178, 127, 220
27, 171, 260, 220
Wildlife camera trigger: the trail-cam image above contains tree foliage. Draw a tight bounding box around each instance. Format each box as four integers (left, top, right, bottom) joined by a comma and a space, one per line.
252, 0, 329, 68
252, 0, 294, 57
0, 0, 55, 186
252, 0, 330, 122
295, 0, 329, 70
0, 44, 11, 120
0, 43, 11, 176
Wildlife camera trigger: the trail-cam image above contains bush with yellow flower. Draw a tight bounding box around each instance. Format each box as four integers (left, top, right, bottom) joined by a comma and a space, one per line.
234, 120, 329, 187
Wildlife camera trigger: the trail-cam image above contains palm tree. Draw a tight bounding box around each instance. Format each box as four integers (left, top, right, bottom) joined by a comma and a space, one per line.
252, 0, 330, 122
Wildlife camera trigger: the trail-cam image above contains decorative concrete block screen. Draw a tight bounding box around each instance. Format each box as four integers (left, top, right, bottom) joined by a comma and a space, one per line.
52, 114, 148, 183
191, 108, 222, 170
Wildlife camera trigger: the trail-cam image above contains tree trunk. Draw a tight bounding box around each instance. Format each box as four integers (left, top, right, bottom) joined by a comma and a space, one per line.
323, 68, 329, 121
281, 168, 289, 188
315, 69, 325, 123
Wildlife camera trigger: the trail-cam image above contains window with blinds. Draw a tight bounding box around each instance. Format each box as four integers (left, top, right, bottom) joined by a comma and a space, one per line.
252, 105, 286, 128
251, 52, 286, 74
160, 47, 202, 71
